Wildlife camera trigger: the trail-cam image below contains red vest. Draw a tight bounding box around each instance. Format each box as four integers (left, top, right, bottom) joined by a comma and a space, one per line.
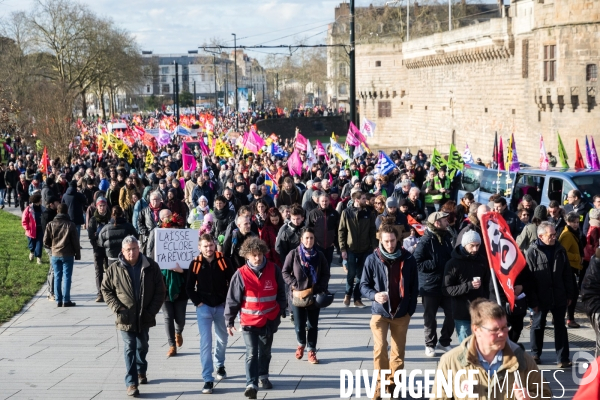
239, 261, 280, 328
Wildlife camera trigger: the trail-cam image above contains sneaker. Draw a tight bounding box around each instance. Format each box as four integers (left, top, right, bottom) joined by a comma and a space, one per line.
354, 300, 366, 308
567, 320, 581, 328
436, 343, 452, 352
166, 346, 177, 357
36, 257, 42, 265
175, 332, 183, 347
62, 301, 76, 307
308, 350, 319, 364
425, 346, 436, 357
244, 385, 257, 399
29, 252, 34, 261
296, 345, 305, 360
126, 385, 139, 397
343, 295, 351, 307
47, 294, 55, 301
95, 295, 104, 302
216, 366, 227, 380
259, 378, 273, 389
138, 374, 147, 384
57, 302, 63, 307
202, 381, 214, 394
558, 360, 572, 368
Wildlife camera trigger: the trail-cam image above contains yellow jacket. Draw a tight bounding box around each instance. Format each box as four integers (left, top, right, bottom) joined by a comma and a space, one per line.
559, 226, 582, 270
431, 336, 552, 400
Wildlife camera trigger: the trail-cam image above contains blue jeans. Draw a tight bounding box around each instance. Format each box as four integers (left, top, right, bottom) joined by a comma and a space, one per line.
28, 236, 43, 258
345, 250, 368, 301
196, 304, 228, 382
51, 256, 74, 303
121, 329, 150, 387
242, 329, 273, 388
0, 188, 5, 206
455, 319, 472, 343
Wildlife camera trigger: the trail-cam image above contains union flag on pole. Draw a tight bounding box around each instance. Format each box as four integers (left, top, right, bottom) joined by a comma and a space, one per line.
39, 146, 50, 175
480, 211, 527, 311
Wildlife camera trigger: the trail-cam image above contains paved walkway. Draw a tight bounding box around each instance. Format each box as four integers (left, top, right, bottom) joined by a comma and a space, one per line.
0, 207, 592, 399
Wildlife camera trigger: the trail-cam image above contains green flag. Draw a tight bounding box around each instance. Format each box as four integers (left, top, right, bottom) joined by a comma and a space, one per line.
431, 148, 447, 171
557, 132, 569, 168
447, 143, 464, 179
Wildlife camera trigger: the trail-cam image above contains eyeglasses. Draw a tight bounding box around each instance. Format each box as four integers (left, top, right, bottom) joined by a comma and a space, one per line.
479, 325, 509, 335
544, 233, 557, 239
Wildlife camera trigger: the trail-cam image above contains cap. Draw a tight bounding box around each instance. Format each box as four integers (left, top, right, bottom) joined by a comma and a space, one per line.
330, 187, 339, 194
130, 169, 137, 175
461, 230, 482, 247
386, 197, 398, 208
427, 211, 449, 224
313, 177, 322, 184
96, 196, 107, 205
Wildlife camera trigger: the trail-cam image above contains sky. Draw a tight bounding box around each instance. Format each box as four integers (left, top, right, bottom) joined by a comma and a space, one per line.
2, 0, 368, 60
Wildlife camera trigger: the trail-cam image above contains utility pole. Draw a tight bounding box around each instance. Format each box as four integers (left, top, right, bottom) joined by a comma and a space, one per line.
173, 61, 180, 125
232, 33, 239, 130
276, 73, 279, 106
262, 83, 265, 110
225, 61, 229, 109
193, 80, 197, 116
449, 0, 452, 31
213, 54, 218, 110
349, 0, 356, 128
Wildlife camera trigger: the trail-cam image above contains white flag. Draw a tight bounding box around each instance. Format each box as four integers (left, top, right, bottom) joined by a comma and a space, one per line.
361, 118, 376, 138
463, 143, 474, 164
305, 139, 317, 168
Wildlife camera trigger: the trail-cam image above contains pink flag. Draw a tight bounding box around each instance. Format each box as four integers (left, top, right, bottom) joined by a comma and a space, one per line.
345, 125, 360, 146
157, 129, 171, 147
315, 140, 330, 161
181, 141, 197, 172
295, 133, 308, 151
244, 131, 265, 153
287, 150, 303, 177
350, 121, 367, 144
539, 135, 549, 171
591, 137, 600, 170
199, 139, 210, 156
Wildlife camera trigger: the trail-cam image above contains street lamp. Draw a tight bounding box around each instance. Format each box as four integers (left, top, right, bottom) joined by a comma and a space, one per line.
232, 33, 239, 130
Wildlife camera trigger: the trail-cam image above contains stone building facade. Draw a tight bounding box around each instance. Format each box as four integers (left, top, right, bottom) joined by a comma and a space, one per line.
356, 0, 600, 165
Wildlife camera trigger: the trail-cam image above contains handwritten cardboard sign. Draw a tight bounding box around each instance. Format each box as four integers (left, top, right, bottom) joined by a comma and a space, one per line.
153, 228, 199, 269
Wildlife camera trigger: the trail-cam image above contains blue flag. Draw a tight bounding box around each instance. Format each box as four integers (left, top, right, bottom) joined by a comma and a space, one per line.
270, 142, 288, 158
374, 151, 395, 175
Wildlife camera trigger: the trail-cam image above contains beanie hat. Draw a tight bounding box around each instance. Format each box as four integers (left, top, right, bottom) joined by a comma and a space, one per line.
533, 205, 548, 221
461, 230, 482, 247
590, 209, 600, 220
386, 197, 398, 208
96, 196, 107, 205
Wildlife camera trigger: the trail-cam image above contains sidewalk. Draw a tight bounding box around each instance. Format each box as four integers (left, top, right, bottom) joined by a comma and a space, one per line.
0, 207, 591, 399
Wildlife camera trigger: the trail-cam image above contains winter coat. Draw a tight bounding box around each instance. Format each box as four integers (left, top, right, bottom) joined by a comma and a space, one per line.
212, 207, 236, 243
192, 183, 214, 208
132, 199, 148, 232
259, 222, 281, 265
413, 225, 453, 296
558, 225, 582, 270
22, 204, 44, 239
42, 214, 81, 258
338, 205, 377, 254
101, 255, 166, 332
432, 337, 552, 400
87, 211, 111, 250
443, 247, 491, 321
581, 252, 600, 315
61, 185, 86, 225
222, 229, 257, 269
516, 222, 539, 252
360, 247, 419, 319
186, 252, 236, 307
584, 224, 600, 262
274, 187, 302, 207
98, 218, 139, 259
17, 180, 29, 201
137, 205, 167, 251
119, 185, 136, 211
282, 247, 330, 306
275, 221, 303, 265
501, 208, 522, 239
307, 206, 340, 250
526, 241, 575, 310
564, 201, 593, 228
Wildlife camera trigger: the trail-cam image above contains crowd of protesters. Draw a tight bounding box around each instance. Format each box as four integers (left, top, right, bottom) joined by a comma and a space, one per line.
3, 108, 600, 399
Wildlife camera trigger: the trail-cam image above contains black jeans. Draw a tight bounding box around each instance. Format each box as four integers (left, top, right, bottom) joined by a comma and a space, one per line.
530, 305, 570, 363
508, 312, 525, 343
567, 268, 581, 320
422, 295, 454, 348
19, 196, 28, 212
93, 248, 107, 296
346, 250, 368, 301
242, 329, 273, 388
5, 187, 17, 206
292, 305, 320, 351
318, 245, 334, 268
161, 298, 187, 347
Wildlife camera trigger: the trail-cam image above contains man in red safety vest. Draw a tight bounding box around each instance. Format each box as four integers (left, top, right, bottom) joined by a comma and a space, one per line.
224, 237, 286, 400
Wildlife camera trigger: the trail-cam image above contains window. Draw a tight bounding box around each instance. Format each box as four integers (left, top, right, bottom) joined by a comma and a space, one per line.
375, 61, 381, 67
161, 67, 169, 75
460, 167, 483, 193
339, 63, 347, 77
339, 83, 347, 95
162, 84, 170, 94
543, 45, 556, 82
522, 39, 529, 78
511, 174, 545, 209
572, 174, 600, 200
146, 85, 150, 93
587, 64, 597, 82
479, 170, 512, 196
378, 101, 392, 118
160, 75, 167, 83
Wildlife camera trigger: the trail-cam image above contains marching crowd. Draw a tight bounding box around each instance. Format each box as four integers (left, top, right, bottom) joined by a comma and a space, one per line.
3, 111, 600, 399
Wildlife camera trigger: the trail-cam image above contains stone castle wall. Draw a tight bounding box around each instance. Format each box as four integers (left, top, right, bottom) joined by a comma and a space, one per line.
357, 0, 600, 164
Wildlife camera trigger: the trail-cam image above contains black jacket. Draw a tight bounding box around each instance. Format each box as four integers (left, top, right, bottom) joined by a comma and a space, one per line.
443, 247, 491, 320
61, 185, 86, 225
413, 225, 454, 296
212, 207, 236, 242
526, 240, 576, 310
564, 201, 593, 230
582, 255, 600, 315
307, 206, 340, 250
98, 218, 139, 259
501, 208, 522, 239
222, 229, 257, 269
186, 253, 236, 307
87, 211, 111, 250
275, 221, 303, 265
282, 247, 330, 306
360, 247, 419, 319
137, 205, 167, 248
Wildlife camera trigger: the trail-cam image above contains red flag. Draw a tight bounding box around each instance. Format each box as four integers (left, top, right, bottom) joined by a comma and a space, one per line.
480, 211, 527, 311
39, 146, 49, 175
97, 136, 103, 161
575, 139, 586, 169
142, 133, 158, 153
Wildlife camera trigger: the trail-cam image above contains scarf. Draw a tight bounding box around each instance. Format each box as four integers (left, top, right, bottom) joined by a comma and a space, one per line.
150, 204, 162, 222
298, 243, 318, 284
378, 242, 402, 260
196, 204, 210, 214
161, 269, 185, 302
426, 222, 447, 243
375, 246, 404, 299
213, 206, 228, 220
93, 209, 110, 224
247, 256, 267, 274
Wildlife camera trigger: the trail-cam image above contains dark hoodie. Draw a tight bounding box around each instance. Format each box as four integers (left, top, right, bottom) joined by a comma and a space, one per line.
413, 223, 454, 296
275, 220, 304, 265
443, 246, 491, 320
61, 181, 86, 225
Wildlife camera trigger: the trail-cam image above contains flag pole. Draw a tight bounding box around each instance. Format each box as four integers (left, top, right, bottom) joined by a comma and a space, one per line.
490, 267, 502, 307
